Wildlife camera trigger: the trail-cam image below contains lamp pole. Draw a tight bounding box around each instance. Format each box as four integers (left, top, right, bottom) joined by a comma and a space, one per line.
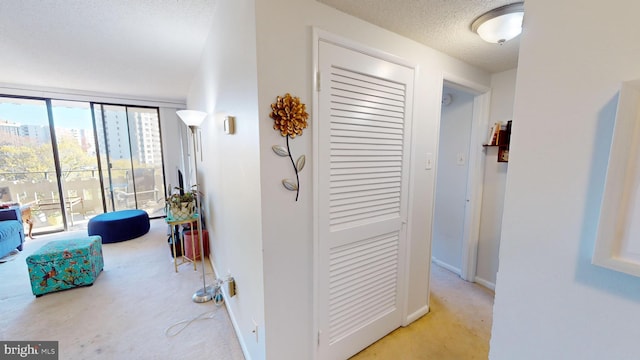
176, 110, 213, 303
189, 124, 214, 303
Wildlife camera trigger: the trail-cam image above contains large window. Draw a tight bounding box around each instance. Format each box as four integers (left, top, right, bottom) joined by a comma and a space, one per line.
94, 104, 166, 216
0, 96, 166, 235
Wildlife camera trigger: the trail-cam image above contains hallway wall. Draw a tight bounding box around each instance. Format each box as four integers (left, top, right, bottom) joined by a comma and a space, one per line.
184, 1, 265, 359
254, 0, 491, 358
475, 68, 517, 288
491, 0, 640, 358
432, 86, 474, 272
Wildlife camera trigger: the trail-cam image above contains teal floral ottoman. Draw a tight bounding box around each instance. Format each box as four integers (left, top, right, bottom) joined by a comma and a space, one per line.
26, 236, 104, 296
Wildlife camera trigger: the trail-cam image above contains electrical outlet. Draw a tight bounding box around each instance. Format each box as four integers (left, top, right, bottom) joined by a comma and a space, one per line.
228, 277, 236, 297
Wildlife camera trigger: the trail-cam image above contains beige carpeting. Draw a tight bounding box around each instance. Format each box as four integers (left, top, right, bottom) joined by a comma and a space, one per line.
0, 219, 244, 360
1, 219, 493, 360
351, 263, 495, 360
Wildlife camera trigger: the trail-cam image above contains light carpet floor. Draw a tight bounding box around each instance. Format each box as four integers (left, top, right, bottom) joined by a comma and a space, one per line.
2, 219, 493, 360
0, 219, 244, 360
351, 263, 494, 360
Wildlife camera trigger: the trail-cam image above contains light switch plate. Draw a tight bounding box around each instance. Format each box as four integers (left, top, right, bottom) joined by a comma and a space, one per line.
224, 116, 235, 134
426, 153, 433, 170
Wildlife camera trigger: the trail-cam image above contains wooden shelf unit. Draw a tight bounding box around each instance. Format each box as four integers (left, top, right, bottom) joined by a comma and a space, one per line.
483, 120, 512, 162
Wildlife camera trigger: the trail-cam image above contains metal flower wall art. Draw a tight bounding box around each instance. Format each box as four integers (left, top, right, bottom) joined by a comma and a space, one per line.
269, 93, 309, 201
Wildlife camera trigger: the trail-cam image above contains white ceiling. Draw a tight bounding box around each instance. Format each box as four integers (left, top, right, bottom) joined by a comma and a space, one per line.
317, 0, 522, 74
0, 1, 519, 103
0, 0, 217, 102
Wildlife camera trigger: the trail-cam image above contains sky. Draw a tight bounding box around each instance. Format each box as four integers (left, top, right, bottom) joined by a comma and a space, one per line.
0, 99, 97, 131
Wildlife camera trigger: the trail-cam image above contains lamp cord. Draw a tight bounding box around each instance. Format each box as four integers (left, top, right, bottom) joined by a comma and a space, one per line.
164, 281, 225, 337
164, 311, 217, 337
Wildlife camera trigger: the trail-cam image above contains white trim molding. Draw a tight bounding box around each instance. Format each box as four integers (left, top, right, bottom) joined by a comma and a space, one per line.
432, 256, 462, 276
474, 276, 496, 291
0, 82, 186, 108
440, 74, 492, 283
210, 258, 252, 360
403, 305, 430, 326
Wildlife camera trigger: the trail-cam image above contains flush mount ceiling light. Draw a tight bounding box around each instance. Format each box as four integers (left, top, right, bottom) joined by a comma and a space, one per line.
471, 2, 524, 45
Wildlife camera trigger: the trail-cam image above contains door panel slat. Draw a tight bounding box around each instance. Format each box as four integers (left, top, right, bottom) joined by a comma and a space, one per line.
330, 116, 405, 130
331, 122, 404, 135
331, 67, 406, 93
330, 78, 405, 101
331, 104, 404, 120
328, 230, 399, 344
330, 95, 404, 112
329, 189, 401, 203
329, 262, 397, 304
330, 109, 405, 125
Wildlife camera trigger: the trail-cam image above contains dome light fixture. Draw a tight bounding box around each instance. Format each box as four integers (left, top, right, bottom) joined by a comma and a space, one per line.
471, 2, 524, 45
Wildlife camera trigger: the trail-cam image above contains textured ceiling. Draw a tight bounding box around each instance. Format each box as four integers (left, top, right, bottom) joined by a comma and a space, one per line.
317, 0, 522, 74
0, 0, 216, 102
0, 1, 518, 103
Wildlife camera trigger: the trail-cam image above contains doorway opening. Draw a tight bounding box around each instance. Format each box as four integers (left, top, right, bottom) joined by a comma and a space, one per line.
431, 78, 492, 285
428, 79, 496, 355
432, 85, 475, 275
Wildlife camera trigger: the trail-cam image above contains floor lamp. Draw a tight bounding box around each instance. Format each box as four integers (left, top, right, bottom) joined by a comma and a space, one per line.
176, 109, 215, 303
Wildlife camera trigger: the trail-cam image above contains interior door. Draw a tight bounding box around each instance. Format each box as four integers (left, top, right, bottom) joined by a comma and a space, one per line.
317, 40, 415, 359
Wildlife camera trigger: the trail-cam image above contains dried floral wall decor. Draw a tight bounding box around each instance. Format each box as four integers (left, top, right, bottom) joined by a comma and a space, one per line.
269, 93, 309, 201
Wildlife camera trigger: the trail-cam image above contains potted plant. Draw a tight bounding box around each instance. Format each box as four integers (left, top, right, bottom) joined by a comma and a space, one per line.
166, 186, 197, 220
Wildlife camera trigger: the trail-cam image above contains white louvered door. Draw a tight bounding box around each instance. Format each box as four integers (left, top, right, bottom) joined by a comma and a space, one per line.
317, 40, 414, 360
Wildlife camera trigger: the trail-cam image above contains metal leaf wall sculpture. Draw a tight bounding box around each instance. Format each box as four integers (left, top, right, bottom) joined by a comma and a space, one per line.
269, 93, 309, 201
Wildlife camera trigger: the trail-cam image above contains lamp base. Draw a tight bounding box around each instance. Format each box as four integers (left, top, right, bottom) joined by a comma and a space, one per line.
193, 285, 215, 303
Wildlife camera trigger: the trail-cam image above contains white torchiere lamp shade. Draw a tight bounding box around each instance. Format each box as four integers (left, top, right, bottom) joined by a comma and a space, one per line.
177, 110, 208, 127
471, 2, 524, 45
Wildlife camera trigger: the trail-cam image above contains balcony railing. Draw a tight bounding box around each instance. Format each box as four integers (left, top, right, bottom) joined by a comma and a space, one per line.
0, 169, 165, 234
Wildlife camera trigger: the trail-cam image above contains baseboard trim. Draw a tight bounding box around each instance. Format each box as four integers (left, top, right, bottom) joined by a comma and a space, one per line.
210, 258, 252, 360
431, 257, 461, 275
403, 305, 430, 326
474, 276, 496, 291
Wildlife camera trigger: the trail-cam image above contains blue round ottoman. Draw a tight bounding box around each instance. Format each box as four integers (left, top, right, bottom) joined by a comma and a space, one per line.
88, 210, 150, 244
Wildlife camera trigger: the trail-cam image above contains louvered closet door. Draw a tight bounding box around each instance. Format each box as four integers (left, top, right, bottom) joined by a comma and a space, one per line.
317, 40, 414, 360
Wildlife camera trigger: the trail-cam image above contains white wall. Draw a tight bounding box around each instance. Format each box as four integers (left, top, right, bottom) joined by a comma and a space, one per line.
184, 1, 265, 359
490, 0, 640, 358
475, 69, 517, 288
254, 0, 490, 358
432, 86, 474, 272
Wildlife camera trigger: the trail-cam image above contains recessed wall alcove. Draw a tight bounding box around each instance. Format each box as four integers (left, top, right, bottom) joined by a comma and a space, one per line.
594, 79, 640, 277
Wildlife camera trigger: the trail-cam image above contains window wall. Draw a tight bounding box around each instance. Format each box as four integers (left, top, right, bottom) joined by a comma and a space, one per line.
0, 95, 166, 235
94, 104, 165, 217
